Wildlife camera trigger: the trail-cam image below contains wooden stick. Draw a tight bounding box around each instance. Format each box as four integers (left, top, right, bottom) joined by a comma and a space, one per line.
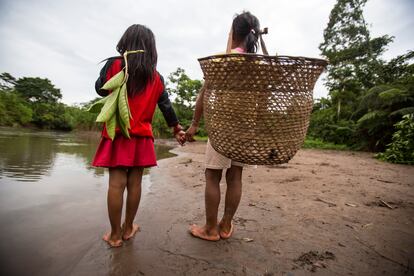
379, 200, 394, 209
315, 197, 337, 207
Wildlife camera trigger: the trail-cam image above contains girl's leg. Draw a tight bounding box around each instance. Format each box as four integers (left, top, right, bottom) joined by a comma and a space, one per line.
219, 165, 243, 237
123, 167, 144, 240
103, 168, 128, 247
190, 168, 222, 241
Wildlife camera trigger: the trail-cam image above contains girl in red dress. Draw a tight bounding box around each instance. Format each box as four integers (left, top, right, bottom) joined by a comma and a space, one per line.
92, 24, 185, 247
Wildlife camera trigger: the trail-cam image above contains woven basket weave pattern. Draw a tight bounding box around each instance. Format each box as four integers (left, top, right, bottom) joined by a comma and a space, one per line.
199, 54, 327, 165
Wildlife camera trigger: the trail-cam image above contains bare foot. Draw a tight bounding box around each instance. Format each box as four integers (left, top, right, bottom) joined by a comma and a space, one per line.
122, 223, 140, 241
219, 221, 234, 239
102, 232, 123, 248
189, 224, 220, 241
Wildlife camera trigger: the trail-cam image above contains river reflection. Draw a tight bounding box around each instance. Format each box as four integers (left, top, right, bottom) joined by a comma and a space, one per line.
0, 127, 177, 275
0, 127, 175, 182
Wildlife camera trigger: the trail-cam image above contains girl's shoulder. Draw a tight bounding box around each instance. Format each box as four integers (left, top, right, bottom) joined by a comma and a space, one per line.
152, 71, 165, 92
156, 71, 164, 85
101, 56, 124, 76
95, 57, 123, 95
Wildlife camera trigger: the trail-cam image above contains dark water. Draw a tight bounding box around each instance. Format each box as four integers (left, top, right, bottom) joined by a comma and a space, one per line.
0, 127, 175, 182
0, 127, 175, 275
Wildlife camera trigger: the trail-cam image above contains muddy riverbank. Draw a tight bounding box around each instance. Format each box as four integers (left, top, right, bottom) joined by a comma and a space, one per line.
1, 138, 413, 275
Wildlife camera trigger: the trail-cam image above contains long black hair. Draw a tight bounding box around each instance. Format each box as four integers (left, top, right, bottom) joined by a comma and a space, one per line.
116, 24, 158, 95
232, 11, 260, 53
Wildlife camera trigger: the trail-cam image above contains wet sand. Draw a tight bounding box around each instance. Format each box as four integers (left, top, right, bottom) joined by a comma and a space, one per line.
1, 141, 414, 275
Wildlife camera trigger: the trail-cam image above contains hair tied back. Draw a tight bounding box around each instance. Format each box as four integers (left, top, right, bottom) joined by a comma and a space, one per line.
123, 50, 145, 83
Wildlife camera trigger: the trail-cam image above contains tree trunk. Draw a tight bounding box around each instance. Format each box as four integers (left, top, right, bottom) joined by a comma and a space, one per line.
337, 99, 341, 119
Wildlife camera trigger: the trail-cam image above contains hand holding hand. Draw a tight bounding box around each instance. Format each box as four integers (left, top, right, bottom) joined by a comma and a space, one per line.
185, 124, 198, 142
175, 130, 186, 146
173, 124, 186, 146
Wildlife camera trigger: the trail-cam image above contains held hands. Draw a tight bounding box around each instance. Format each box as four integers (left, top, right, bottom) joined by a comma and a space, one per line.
173, 124, 186, 146
173, 122, 199, 145
175, 130, 186, 146
185, 123, 198, 142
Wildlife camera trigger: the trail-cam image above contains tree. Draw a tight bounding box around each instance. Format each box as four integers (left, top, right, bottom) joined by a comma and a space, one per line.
166, 68, 202, 109
319, 0, 393, 120
0, 90, 32, 126
15, 77, 62, 103
354, 51, 414, 150
0, 72, 17, 89
164, 68, 206, 135
0, 72, 100, 131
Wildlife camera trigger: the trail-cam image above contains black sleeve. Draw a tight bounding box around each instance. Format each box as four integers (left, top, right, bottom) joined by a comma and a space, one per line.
157, 74, 179, 127
94, 57, 120, 97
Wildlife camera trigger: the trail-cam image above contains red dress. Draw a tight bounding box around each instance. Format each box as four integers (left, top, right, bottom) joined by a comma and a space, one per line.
92, 58, 177, 168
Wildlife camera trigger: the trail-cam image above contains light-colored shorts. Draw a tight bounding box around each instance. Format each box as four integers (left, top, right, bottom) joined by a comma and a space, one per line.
205, 140, 244, 170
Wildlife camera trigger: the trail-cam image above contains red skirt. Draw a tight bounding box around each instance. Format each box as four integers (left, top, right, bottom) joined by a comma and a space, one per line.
92, 136, 157, 168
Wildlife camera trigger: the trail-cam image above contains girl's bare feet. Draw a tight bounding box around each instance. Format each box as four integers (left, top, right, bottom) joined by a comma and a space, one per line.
219, 221, 234, 239
189, 224, 220, 241
122, 223, 140, 240
102, 232, 123, 248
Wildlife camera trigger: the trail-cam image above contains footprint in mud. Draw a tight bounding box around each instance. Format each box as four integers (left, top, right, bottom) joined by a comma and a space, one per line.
293, 251, 336, 272
281, 176, 301, 183
318, 162, 339, 168
233, 216, 258, 228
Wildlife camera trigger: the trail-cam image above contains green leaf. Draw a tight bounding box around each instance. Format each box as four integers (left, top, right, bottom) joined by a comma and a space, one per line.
378, 88, 402, 100
86, 96, 107, 113
117, 111, 130, 139
389, 107, 414, 117
118, 84, 131, 129
101, 70, 125, 91
357, 110, 388, 125
106, 112, 117, 140
96, 88, 120, 123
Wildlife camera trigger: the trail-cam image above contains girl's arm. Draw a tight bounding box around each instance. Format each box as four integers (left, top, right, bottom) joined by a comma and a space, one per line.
158, 75, 186, 145
185, 83, 206, 142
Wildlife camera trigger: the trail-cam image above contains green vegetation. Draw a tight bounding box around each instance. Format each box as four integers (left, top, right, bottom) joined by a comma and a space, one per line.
302, 138, 348, 151
309, 0, 413, 163
376, 114, 414, 164
0, 72, 98, 131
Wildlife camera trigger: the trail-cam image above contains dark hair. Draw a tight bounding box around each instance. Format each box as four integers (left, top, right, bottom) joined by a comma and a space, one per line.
116, 24, 157, 95
232, 11, 260, 53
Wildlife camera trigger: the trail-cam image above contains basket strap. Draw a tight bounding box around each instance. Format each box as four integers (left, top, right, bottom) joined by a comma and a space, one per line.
259, 28, 269, 56
225, 27, 233, 54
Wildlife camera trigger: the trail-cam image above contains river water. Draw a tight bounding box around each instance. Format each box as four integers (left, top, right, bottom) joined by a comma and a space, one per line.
0, 128, 175, 275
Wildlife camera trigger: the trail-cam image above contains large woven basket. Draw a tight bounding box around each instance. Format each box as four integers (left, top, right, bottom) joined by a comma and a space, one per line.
198, 54, 327, 165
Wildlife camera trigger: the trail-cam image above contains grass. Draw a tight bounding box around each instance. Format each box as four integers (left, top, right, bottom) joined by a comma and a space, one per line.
302, 137, 349, 150
193, 135, 208, 141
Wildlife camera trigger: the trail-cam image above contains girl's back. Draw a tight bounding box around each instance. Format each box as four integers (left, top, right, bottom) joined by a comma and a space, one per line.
96, 57, 168, 139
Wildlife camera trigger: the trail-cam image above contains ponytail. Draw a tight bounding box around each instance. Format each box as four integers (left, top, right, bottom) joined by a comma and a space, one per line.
245, 29, 259, 53
232, 11, 261, 54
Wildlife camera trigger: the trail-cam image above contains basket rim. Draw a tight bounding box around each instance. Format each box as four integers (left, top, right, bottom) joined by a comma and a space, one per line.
198, 53, 328, 66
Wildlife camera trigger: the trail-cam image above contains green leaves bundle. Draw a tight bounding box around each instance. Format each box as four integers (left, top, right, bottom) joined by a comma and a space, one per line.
88, 50, 144, 140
